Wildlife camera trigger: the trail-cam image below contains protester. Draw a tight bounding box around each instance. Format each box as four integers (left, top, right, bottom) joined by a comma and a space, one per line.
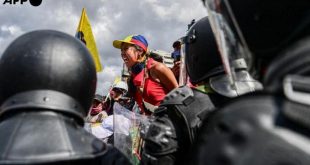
118, 94, 136, 111
141, 17, 262, 165
171, 40, 181, 63
171, 60, 181, 83
113, 35, 178, 114
86, 94, 108, 123
0, 30, 130, 165
103, 80, 128, 115
190, 0, 310, 165
170, 40, 182, 83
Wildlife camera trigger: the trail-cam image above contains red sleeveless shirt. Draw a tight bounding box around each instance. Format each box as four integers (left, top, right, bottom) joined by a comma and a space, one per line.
131, 58, 169, 112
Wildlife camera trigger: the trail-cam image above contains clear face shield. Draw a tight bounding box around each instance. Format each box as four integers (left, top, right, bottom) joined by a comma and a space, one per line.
179, 38, 189, 86
204, 0, 262, 96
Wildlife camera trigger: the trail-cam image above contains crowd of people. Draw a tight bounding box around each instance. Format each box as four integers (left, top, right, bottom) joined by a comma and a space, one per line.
0, 0, 309, 165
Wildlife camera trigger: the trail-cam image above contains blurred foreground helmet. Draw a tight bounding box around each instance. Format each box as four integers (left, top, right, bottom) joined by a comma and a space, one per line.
191, 93, 310, 165
203, 0, 310, 59
0, 30, 97, 124
184, 16, 223, 83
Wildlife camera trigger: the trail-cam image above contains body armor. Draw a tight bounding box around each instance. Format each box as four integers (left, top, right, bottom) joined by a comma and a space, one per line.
190, 92, 310, 165
142, 86, 229, 165
190, 33, 310, 165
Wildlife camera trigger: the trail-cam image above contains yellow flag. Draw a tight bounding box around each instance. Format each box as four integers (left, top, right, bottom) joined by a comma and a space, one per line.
112, 76, 121, 86
105, 76, 121, 101
76, 8, 103, 72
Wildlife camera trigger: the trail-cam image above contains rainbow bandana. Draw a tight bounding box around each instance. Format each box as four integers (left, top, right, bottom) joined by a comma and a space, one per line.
113, 35, 148, 52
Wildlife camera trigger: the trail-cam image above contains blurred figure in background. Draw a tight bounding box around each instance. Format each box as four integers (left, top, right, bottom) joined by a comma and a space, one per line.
86, 94, 108, 123
171, 40, 181, 63
103, 80, 128, 116
171, 41, 181, 82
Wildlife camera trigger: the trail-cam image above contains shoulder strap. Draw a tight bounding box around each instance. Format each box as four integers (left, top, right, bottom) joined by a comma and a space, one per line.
139, 58, 149, 93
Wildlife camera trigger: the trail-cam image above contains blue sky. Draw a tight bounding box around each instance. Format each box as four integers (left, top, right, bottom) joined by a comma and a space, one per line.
0, 0, 206, 94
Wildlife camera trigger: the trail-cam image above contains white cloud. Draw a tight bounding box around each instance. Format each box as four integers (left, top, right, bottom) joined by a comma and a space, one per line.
96, 65, 123, 95
1, 25, 24, 35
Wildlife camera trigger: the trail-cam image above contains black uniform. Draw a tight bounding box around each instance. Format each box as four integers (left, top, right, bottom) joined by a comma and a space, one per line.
191, 91, 310, 165
191, 0, 310, 164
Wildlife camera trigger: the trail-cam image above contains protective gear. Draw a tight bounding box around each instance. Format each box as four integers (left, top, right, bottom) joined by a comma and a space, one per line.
142, 86, 224, 165
184, 17, 222, 83
178, 40, 188, 86
0, 30, 130, 165
210, 69, 262, 98
0, 30, 96, 123
264, 37, 310, 93
190, 39, 310, 165
142, 16, 261, 165
191, 1, 310, 164
203, 0, 310, 59
203, 0, 310, 81
190, 92, 310, 165
183, 16, 262, 94
113, 81, 128, 94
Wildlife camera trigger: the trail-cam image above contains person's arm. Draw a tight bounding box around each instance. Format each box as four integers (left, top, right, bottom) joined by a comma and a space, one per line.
152, 63, 178, 91
171, 61, 181, 78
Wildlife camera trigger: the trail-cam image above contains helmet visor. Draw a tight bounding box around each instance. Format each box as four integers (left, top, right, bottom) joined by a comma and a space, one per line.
204, 0, 252, 85
179, 38, 189, 86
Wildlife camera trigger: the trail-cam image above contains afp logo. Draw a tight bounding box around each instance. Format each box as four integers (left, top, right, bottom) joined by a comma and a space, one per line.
3, 0, 42, 6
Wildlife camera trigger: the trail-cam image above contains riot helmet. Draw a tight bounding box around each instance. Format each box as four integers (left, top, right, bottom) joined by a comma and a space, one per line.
184, 16, 261, 97
202, 0, 310, 60
202, 0, 310, 91
0, 30, 97, 124
184, 16, 223, 83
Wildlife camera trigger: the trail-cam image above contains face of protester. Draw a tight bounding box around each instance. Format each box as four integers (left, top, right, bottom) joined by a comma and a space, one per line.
121, 43, 143, 68
110, 88, 123, 101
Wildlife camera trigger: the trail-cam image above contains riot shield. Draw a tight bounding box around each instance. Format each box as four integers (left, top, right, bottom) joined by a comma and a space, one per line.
113, 102, 150, 165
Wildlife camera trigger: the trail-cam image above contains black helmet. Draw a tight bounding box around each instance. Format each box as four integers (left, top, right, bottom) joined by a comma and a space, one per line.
203, 0, 310, 60
184, 16, 222, 83
0, 30, 97, 124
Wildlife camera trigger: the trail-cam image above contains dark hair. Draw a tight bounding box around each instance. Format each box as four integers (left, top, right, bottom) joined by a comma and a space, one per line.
133, 44, 143, 52
112, 87, 126, 94
150, 52, 164, 63
172, 41, 181, 48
